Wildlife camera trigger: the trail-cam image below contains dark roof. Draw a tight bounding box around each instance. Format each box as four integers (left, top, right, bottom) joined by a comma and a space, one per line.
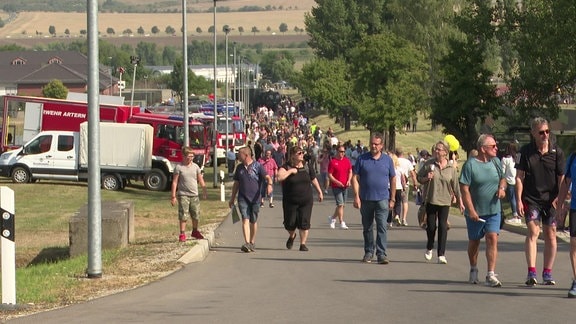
0, 50, 114, 89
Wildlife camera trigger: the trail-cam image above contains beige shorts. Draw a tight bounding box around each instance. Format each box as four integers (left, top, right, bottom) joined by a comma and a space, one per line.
177, 196, 200, 221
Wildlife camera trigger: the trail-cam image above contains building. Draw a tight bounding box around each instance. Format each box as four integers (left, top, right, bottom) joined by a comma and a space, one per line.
0, 51, 115, 97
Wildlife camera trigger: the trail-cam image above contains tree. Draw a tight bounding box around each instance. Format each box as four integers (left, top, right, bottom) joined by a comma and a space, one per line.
64, 29, 70, 36
169, 58, 212, 101
42, 79, 68, 99
386, 0, 463, 117
122, 28, 133, 35
431, 1, 502, 153
196, 27, 202, 34
259, 51, 296, 83
222, 25, 230, 33
80, 29, 87, 35
502, 0, 576, 124
279, 23, 288, 34
151, 26, 160, 35
251, 26, 259, 36
266, 26, 271, 33
137, 26, 145, 35
0, 18, 4, 28
296, 57, 352, 122
169, 58, 189, 102
106, 27, 115, 35
238, 26, 244, 35
305, 0, 389, 61
165, 26, 175, 35
350, 32, 428, 151
48, 25, 56, 36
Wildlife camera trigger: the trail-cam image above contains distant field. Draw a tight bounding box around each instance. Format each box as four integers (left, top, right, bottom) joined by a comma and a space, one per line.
0, 10, 309, 39
0, 0, 316, 39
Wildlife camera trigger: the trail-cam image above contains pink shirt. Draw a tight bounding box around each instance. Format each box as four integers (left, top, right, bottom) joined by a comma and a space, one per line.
258, 157, 278, 179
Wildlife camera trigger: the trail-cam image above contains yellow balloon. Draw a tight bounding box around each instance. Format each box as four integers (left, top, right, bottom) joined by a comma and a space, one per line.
444, 135, 460, 151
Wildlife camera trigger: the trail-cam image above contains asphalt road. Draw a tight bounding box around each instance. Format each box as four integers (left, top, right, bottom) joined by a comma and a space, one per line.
8, 189, 576, 323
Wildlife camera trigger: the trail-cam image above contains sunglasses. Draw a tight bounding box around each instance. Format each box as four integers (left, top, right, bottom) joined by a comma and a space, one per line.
338, 150, 346, 153
296, 151, 304, 155
538, 129, 550, 135
483, 144, 497, 149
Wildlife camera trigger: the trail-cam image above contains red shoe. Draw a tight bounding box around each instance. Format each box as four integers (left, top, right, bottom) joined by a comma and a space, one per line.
178, 233, 186, 242
191, 230, 204, 240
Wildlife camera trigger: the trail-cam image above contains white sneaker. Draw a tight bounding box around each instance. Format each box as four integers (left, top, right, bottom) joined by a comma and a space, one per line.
340, 222, 349, 230
324, 189, 328, 194
394, 215, 401, 226
328, 216, 336, 229
438, 256, 447, 264
469, 268, 479, 284
424, 250, 433, 261
505, 217, 521, 225
402, 219, 408, 226
485, 274, 502, 287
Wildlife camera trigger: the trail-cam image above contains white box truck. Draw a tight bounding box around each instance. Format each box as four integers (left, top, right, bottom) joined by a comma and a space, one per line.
0, 122, 155, 190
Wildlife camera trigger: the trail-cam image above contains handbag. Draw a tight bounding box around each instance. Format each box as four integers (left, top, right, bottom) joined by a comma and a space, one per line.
230, 204, 241, 224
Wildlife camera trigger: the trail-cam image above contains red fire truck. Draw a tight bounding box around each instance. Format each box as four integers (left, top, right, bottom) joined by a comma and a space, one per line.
192, 112, 246, 165
0, 95, 210, 190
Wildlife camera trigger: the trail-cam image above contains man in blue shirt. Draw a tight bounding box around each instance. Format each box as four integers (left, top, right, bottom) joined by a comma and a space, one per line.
352, 132, 396, 264
229, 146, 272, 253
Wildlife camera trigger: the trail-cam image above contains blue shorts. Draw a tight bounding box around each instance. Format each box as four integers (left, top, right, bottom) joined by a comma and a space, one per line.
332, 187, 348, 206
466, 213, 501, 241
237, 198, 260, 224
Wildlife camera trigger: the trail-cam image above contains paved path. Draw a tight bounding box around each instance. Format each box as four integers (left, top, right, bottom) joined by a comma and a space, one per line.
9, 190, 576, 323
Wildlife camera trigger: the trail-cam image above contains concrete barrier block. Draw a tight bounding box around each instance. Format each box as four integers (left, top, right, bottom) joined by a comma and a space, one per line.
69, 201, 133, 257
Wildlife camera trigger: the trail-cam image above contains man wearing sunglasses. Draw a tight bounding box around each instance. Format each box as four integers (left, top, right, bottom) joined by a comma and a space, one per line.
516, 117, 565, 286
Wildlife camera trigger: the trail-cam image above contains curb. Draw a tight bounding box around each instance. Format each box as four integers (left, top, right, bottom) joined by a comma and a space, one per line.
177, 230, 215, 264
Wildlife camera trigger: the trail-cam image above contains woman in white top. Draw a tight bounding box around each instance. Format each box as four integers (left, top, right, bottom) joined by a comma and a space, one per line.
387, 153, 406, 226
502, 142, 521, 224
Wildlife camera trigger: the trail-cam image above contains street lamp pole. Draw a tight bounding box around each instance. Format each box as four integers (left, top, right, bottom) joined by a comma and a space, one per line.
182, 0, 190, 146
129, 55, 140, 108
212, 0, 218, 187
224, 26, 231, 151
144, 75, 148, 107
108, 56, 113, 96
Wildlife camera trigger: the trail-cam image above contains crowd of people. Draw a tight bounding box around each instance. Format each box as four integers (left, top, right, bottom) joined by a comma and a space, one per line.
172, 111, 576, 298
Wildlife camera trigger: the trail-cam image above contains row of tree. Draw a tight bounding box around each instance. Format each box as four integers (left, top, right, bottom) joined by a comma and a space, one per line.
292, 0, 576, 153
1, 1, 302, 14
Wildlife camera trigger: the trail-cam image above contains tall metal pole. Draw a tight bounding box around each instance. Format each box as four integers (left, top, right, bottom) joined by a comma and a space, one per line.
86, 0, 102, 279
129, 57, 138, 108
224, 27, 230, 149
108, 56, 113, 96
233, 43, 237, 116
238, 56, 242, 120
182, 0, 189, 146
212, 0, 218, 187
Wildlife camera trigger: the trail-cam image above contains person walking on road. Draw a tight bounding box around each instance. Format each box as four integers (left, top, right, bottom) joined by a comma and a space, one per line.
395, 148, 418, 226
277, 146, 324, 251
327, 144, 353, 229
352, 132, 396, 264
516, 117, 565, 286
459, 134, 506, 287
258, 149, 278, 208
417, 140, 463, 264
557, 152, 576, 297
229, 146, 273, 253
502, 142, 521, 224
226, 146, 237, 179
171, 146, 208, 242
